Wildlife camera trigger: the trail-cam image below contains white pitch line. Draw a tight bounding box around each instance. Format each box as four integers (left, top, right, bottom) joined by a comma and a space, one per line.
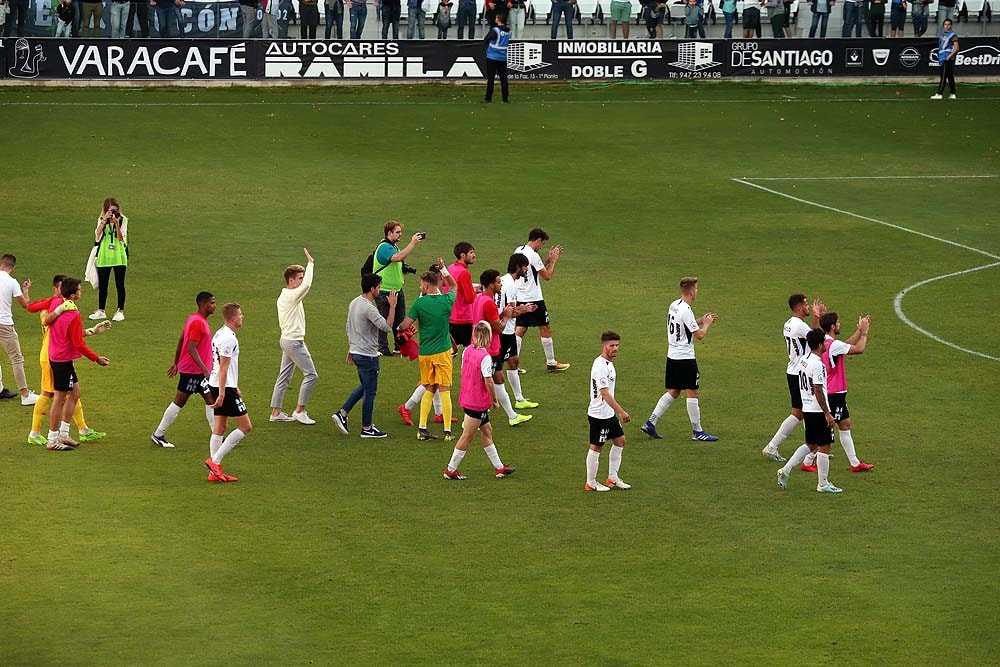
732, 177, 1000, 362
747, 175, 999, 181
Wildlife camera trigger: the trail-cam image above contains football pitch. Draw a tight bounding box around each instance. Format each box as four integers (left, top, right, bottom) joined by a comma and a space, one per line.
1, 81, 999, 666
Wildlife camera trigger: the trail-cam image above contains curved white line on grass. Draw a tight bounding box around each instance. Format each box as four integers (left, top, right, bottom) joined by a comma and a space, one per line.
732, 177, 1000, 361
893, 263, 1000, 361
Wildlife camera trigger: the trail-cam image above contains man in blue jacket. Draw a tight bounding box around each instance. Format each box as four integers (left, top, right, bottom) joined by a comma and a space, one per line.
483, 13, 510, 104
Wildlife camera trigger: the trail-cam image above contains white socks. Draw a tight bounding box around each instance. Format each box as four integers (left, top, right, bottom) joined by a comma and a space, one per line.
766, 415, 801, 452
495, 384, 518, 419
649, 392, 674, 424
803, 450, 817, 466
205, 404, 215, 429
405, 385, 426, 411
483, 444, 503, 469
839, 429, 860, 466
540, 337, 555, 365
447, 448, 466, 472
433, 391, 442, 415
781, 444, 812, 475
817, 452, 831, 488
155, 402, 182, 437
586, 449, 601, 485
506, 370, 524, 402
608, 445, 623, 481
60, 421, 71, 438
686, 398, 702, 432
515, 334, 523, 356
210, 434, 224, 458
212, 429, 245, 464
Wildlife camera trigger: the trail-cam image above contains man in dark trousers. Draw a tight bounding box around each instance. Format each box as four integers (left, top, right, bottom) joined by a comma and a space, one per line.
482, 13, 510, 104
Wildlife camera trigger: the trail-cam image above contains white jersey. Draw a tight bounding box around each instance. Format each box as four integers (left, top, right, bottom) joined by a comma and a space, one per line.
666, 298, 699, 360
783, 316, 812, 375
797, 352, 827, 413
513, 244, 545, 302
497, 273, 519, 335
588, 355, 617, 419
209, 325, 240, 389
0, 271, 22, 326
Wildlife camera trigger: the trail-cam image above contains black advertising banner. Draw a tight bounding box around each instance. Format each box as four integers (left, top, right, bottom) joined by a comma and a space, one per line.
3, 37, 999, 80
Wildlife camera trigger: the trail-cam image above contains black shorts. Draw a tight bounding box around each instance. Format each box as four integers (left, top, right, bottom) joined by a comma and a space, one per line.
588, 415, 624, 446
463, 407, 491, 424
787, 373, 803, 410
742, 6, 760, 29
209, 386, 248, 418
50, 360, 77, 392
665, 358, 699, 390
829, 393, 849, 423
450, 323, 473, 348
177, 372, 210, 395
890, 5, 906, 29
803, 412, 834, 446
498, 332, 518, 361
514, 300, 550, 328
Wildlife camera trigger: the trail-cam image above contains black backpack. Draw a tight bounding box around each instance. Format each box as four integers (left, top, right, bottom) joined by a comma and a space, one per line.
361, 241, 390, 277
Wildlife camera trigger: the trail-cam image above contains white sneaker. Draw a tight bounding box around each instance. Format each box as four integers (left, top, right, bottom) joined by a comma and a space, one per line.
948, 94, 957, 99
930, 93, 943, 100
88, 309, 107, 320
584, 481, 611, 492
269, 412, 295, 422
606, 477, 632, 490
293, 410, 316, 425
21, 391, 39, 406
112, 310, 125, 322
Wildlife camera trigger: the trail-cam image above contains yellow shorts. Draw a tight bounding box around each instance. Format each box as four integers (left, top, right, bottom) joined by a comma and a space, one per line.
39, 359, 54, 394
418, 351, 453, 387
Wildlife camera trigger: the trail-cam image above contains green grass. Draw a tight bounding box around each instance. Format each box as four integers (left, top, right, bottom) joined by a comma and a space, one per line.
1, 82, 999, 666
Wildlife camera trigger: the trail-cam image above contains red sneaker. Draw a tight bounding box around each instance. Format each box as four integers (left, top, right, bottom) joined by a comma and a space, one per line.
397, 404, 413, 426
207, 472, 222, 483
443, 468, 466, 480
800, 462, 818, 473
204, 457, 223, 477
433, 414, 458, 424
851, 461, 875, 472
218, 472, 239, 482
495, 464, 516, 479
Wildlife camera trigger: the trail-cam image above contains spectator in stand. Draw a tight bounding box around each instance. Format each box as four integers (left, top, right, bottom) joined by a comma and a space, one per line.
348, 0, 365, 36
128, 0, 151, 37
262, 0, 281, 36
80, 0, 103, 36
696, 0, 712, 37
456, 0, 475, 37
550, 0, 574, 39
936, 0, 954, 33
807, 0, 834, 37
407, 0, 425, 38
610, 0, 631, 38
508, 0, 525, 38
239, 0, 258, 37
483, 0, 508, 29
841, 0, 864, 36
150, 0, 182, 37
54, 0, 75, 36
435, 0, 452, 37
4, 0, 28, 36
381, 0, 400, 37
89, 198, 129, 324
742, 0, 763, 38
300, 0, 320, 36
889, 0, 905, 36
325, 0, 344, 37
720, 0, 736, 38
765, 0, 784, 36
867, 0, 885, 36
911, 0, 927, 35
782, 0, 792, 35
109, 0, 130, 37
684, 0, 703, 37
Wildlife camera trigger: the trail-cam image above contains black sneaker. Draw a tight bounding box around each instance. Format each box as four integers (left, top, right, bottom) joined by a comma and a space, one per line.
150, 433, 175, 448
0, 388, 18, 400
417, 428, 439, 441
361, 426, 388, 439
332, 411, 349, 434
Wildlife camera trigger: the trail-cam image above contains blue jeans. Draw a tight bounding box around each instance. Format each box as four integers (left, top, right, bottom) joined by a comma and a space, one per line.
155, 3, 178, 36
109, 1, 130, 38
342, 354, 380, 427
550, 0, 573, 39
723, 10, 734, 37
456, 2, 475, 37
325, 4, 344, 37
407, 6, 424, 37
841, 2, 863, 36
350, 3, 366, 38
809, 10, 829, 36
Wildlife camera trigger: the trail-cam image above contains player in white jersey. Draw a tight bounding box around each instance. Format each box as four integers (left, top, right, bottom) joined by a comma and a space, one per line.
204, 303, 251, 483
776, 329, 843, 493
761, 293, 823, 462
641, 277, 719, 442
585, 331, 631, 491
496, 253, 539, 409
513, 227, 570, 373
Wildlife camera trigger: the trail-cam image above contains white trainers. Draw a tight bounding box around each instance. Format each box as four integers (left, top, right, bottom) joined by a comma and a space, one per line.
89, 309, 107, 320
606, 477, 632, 490
293, 410, 316, 425
948, 94, 957, 99
584, 481, 611, 492
930, 93, 943, 100
269, 412, 295, 422
112, 310, 125, 322
21, 391, 39, 406
817, 483, 843, 493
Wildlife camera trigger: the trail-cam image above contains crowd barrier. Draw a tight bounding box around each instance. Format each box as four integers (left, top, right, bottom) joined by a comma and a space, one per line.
3, 36, 1000, 80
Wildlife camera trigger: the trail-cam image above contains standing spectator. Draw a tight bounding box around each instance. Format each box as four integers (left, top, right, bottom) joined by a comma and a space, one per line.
239, 0, 258, 36
911, 0, 927, 35
841, 0, 863, 35
300, 0, 320, 36
642, 0, 664, 38
447, 242, 477, 347
807, 0, 833, 37
150, 0, 181, 36
406, 0, 425, 37
456, 0, 474, 37
127, 0, 151, 36
262, 0, 281, 36
442, 321, 517, 481
325, 0, 344, 37
381, 0, 400, 37
372, 220, 423, 357
89, 198, 128, 324
42, 280, 111, 451
584, 331, 631, 492
931, 18, 959, 99
765, 0, 784, 36
435, 0, 452, 37
696, 0, 711, 36
888, 0, 904, 36
508, 0, 525, 38
80, 0, 103, 36
936, 0, 955, 32
5, 0, 28, 36
205, 303, 251, 483
513, 228, 570, 373
866, 0, 885, 35
54, 0, 76, 36
720, 0, 736, 37
685, 0, 703, 37
550, 0, 574, 39
609, 0, 631, 38
782, 0, 792, 36
269, 249, 319, 426
742, 0, 762, 38
332, 274, 398, 439
0, 254, 38, 406
348, 0, 366, 37
109, 0, 130, 37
